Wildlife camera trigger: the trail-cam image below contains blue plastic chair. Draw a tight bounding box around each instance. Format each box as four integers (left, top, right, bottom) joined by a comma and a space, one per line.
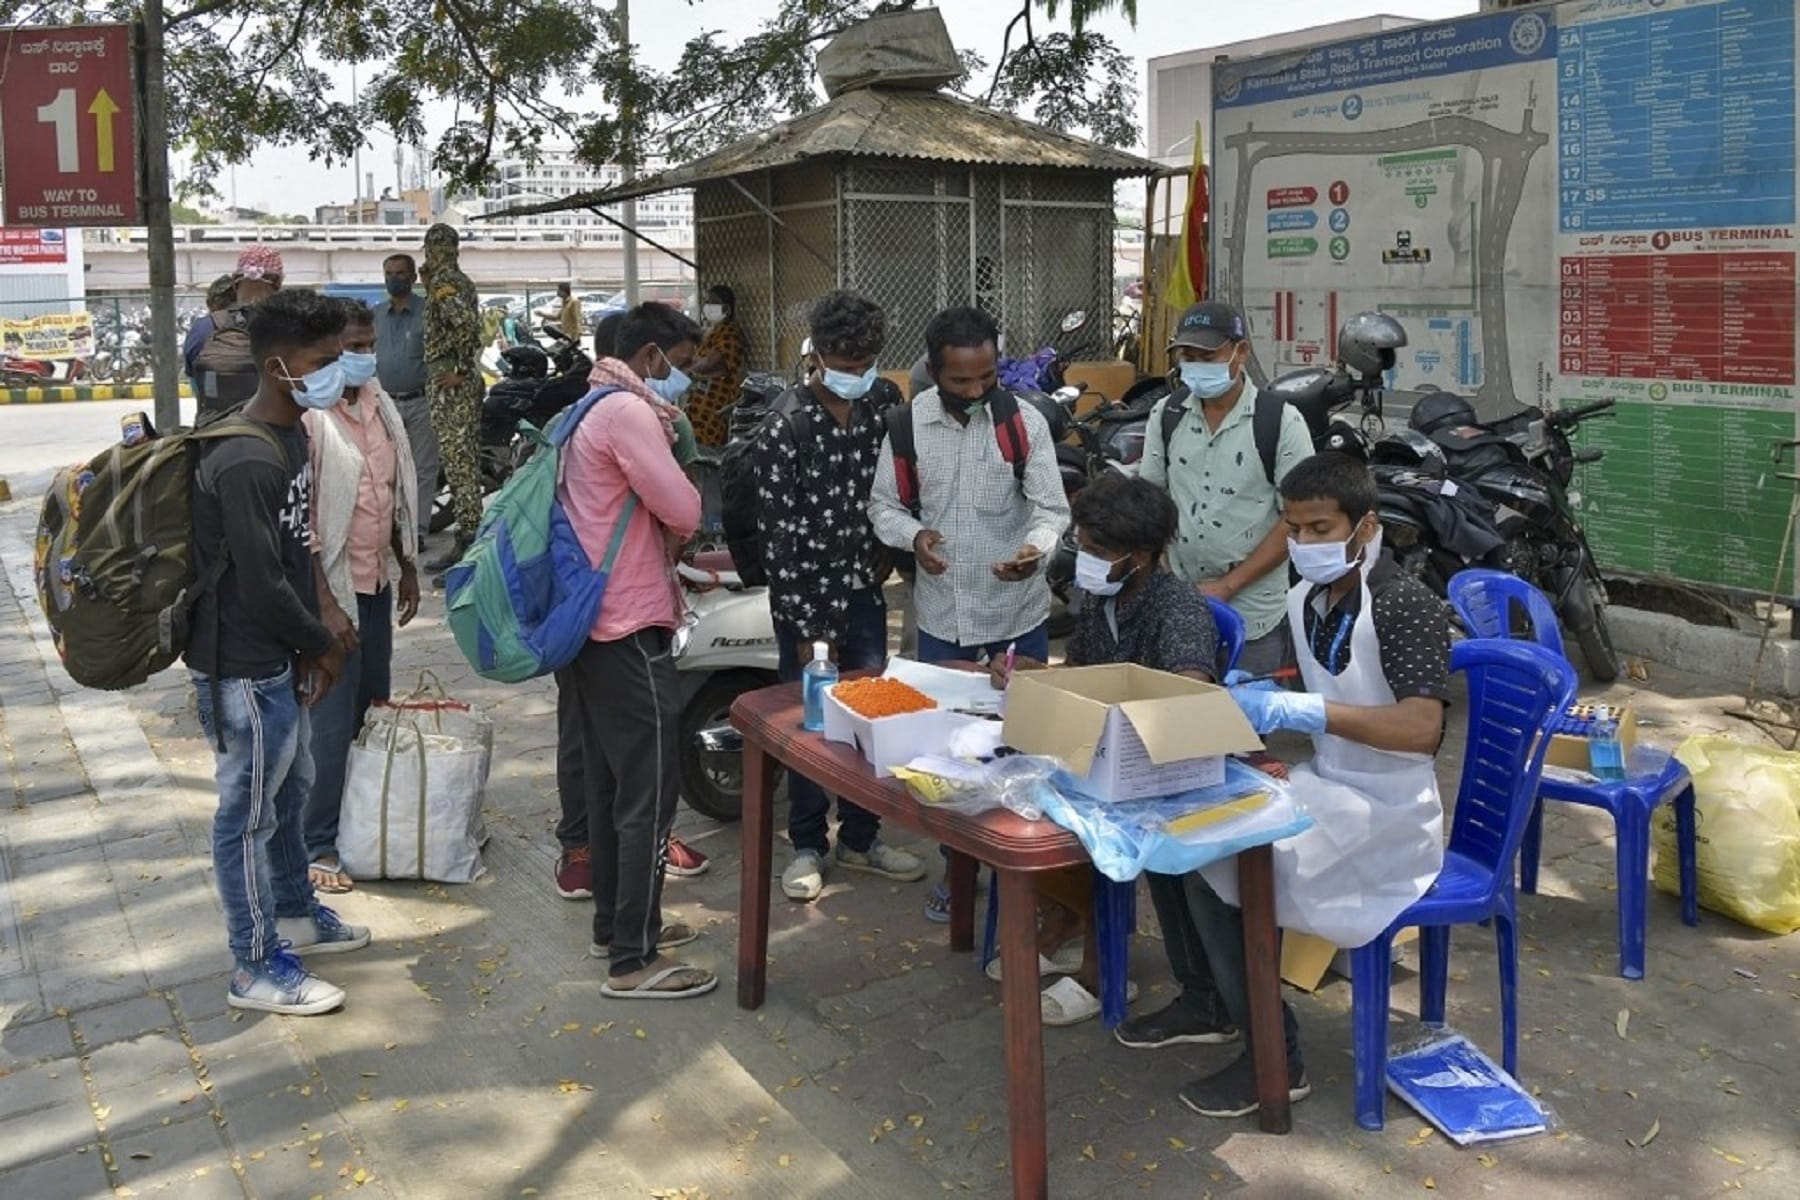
975, 600, 1248, 1022
1350, 638, 1578, 1131
1447, 569, 1699, 979
1206, 596, 1247, 678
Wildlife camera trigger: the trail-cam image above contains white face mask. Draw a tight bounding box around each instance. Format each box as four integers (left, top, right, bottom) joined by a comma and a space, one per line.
703, 304, 726, 323
1075, 549, 1132, 596
1288, 524, 1382, 585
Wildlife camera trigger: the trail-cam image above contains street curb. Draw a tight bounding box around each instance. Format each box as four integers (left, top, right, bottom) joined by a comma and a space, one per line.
1609, 604, 1799, 696
0, 384, 193, 405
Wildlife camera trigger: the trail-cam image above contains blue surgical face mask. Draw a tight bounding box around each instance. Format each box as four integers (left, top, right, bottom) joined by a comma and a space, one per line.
338, 350, 378, 388
821, 364, 877, 400
646, 353, 691, 404
1179, 357, 1237, 400
279, 357, 346, 410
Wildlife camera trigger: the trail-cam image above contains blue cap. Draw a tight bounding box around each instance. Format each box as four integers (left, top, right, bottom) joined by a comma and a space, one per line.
1170, 300, 1247, 351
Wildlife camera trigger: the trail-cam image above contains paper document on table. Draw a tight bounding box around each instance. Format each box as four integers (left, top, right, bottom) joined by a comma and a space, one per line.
884, 657, 1005, 715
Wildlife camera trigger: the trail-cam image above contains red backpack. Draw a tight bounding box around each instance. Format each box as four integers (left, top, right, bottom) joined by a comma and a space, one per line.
884, 392, 1030, 575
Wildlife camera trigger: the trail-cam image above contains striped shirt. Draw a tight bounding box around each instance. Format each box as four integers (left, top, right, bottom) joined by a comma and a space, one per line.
868, 389, 1070, 647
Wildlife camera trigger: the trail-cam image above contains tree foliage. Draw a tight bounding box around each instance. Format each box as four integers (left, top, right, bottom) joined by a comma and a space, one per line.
0, 0, 1140, 198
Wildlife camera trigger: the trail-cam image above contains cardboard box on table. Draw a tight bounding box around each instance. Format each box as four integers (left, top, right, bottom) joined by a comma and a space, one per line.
1000, 664, 1263, 802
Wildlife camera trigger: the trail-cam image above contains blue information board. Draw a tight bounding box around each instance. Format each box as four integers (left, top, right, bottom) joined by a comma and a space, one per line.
1559, 0, 1796, 231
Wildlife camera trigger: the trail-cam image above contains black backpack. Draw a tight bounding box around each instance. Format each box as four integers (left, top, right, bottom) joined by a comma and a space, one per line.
885, 389, 1031, 576
1159, 384, 1287, 485
192, 305, 260, 414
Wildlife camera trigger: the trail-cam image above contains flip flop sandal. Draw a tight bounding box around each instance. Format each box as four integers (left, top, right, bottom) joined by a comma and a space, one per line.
600, 963, 718, 1000
588, 923, 700, 960
1039, 977, 1140, 1027
308, 859, 354, 894
984, 940, 1084, 983
923, 880, 952, 924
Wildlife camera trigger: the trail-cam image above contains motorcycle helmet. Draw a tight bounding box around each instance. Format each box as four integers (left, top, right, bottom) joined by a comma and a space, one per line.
1408, 390, 1478, 438
1367, 428, 1447, 479
499, 344, 550, 381
1336, 312, 1408, 379
1316, 419, 1368, 461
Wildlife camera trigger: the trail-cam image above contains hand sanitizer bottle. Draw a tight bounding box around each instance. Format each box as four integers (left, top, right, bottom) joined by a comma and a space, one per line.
802, 642, 837, 733
1588, 706, 1626, 781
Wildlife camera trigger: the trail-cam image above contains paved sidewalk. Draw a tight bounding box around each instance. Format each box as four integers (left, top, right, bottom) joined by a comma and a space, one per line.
2, 478, 1797, 1198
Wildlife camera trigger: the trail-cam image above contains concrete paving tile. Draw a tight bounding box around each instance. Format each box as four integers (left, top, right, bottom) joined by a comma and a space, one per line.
0, 1147, 112, 1197
107, 1116, 236, 1196
0, 1097, 99, 1171
0, 1014, 74, 1069
70, 994, 175, 1050
0, 1056, 86, 1122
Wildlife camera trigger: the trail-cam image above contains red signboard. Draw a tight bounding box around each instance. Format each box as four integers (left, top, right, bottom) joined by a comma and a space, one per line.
1267, 186, 1318, 210
0, 24, 139, 227
0, 228, 69, 264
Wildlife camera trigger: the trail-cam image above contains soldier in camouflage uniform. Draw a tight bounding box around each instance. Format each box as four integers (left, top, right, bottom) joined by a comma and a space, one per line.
421, 223, 484, 579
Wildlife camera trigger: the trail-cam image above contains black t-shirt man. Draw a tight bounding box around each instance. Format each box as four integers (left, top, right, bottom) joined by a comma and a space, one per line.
186, 421, 335, 679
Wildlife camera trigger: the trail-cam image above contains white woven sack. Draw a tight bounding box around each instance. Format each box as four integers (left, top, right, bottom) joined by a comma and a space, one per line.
339, 674, 491, 883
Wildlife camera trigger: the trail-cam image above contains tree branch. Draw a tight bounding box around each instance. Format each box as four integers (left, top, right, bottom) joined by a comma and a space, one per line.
987, 8, 1029, 105
165, 0, 239, 31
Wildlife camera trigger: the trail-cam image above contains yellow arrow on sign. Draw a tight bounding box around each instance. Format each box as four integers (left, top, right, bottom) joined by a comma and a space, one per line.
88, 89, 120, 173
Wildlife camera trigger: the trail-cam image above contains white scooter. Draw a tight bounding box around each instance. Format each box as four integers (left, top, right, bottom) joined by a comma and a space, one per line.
673, 551, 780, 822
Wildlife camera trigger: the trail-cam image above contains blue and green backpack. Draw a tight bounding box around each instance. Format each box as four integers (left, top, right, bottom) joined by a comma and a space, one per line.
445, 387, 638, 682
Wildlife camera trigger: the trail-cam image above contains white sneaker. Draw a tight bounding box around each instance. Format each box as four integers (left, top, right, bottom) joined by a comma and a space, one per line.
782, 849, 826, 901
228, 950, 345, 1016
836, 840, 927, 882
278, 905, 371, 956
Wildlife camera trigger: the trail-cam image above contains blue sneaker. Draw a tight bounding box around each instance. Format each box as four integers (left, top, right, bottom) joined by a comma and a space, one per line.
278, 905, 371, 956
228, 948, 345, 1016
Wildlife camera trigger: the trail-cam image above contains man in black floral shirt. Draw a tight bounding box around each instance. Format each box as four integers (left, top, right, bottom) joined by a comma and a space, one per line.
754, 291, 929, 903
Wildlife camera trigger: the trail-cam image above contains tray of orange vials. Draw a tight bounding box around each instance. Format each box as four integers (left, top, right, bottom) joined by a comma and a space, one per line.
830, 677, 938, 720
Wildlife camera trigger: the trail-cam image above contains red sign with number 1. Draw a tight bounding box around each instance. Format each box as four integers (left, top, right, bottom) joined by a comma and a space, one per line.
0, 23, 139, 227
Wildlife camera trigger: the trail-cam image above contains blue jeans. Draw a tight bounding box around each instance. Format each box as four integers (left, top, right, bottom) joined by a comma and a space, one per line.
915, 623, 1049, 667
776, 588, 889, 855
192, 665, 318, 970
303, 589, 394, 863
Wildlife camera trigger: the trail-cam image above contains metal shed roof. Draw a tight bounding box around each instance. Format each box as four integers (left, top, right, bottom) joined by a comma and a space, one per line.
483, 88, 1160, 219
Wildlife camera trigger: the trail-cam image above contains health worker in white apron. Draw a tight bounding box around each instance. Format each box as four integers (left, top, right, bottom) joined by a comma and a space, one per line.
1202, 513, 1445, 950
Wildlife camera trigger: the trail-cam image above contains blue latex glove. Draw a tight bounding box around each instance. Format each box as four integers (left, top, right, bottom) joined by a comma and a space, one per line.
1230, 685, 1328, 735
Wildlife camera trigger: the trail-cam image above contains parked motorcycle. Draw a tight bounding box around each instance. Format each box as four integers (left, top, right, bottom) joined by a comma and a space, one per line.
673, 550, 781, 822
1404, 390, 1622, 681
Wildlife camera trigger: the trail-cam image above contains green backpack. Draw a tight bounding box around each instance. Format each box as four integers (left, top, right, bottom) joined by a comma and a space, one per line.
35, 412, 281, 690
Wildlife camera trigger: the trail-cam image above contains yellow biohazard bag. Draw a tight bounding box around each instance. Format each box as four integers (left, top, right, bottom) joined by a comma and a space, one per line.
1653, 736, 1800, 934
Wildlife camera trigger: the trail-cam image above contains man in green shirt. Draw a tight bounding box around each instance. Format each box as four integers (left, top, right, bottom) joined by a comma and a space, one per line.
1139, 301, 1313, 675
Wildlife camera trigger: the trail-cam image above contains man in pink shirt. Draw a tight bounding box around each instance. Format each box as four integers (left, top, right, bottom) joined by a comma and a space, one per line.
302, 301, 421, 893
557, 303, 715, 1000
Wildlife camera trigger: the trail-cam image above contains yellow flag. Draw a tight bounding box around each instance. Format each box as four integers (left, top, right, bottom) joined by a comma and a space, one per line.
1166, 121, 1209, 311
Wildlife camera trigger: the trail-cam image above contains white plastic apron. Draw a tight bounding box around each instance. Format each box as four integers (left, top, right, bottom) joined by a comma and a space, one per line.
1202, 570, 1443, 947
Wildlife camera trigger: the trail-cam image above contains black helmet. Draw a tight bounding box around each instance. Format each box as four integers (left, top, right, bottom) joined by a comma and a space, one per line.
499, 344, 550, 380
1408, 390, 1478, 437
1336, 312, 1407, 379
1368, 428, 1446, 478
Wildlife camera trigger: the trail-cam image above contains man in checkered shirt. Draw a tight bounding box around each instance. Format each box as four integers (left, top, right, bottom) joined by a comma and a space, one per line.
869, 306, 1070, 666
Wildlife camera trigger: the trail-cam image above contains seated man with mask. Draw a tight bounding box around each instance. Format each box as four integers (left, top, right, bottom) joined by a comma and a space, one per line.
1120, 451, 1451, 1120
990, 472, 1221, 1024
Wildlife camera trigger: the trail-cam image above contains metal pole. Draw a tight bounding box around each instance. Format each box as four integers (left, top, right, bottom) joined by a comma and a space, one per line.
618, 0, 639, 305
139, 4, 180, 430
351, 61, 361, 224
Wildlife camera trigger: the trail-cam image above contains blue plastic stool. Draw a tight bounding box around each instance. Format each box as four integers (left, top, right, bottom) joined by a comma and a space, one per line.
1526, 751, 1699, 979
1447, 568, 1701, 979
1350, 639, 1577, 1131
1206, 597, 1247, 677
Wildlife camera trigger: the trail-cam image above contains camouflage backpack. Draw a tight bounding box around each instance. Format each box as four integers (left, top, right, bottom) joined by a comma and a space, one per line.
35, 412, 280, 690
